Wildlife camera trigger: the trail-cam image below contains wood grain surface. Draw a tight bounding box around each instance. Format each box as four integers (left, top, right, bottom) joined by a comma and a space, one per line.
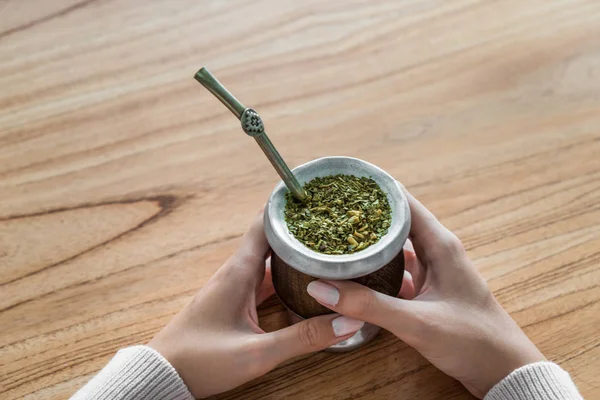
1, 0, 599, 399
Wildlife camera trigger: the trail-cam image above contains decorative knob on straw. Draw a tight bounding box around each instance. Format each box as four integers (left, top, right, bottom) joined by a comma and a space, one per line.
240, 109, 264, 137
194, 67, 306, 201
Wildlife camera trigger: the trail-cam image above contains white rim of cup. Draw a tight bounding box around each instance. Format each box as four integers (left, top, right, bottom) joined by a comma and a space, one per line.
264, 156, 411, 280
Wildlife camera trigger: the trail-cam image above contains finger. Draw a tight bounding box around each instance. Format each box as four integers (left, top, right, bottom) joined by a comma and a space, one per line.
403, 237, 415, 253
307, 280, 417, 332
399, 270, 415, 300
402, 188, 461, 260
261, 314, 364, 364
232, 209, 270, 268
402, 189, 447, 243
255, 258, 275, 306
210, 209, 270, 305
403, 243, 426, 295
219, 209, 270, 290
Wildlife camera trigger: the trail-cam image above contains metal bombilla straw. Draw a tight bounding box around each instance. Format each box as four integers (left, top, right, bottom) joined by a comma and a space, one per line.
194, 67, 307, 201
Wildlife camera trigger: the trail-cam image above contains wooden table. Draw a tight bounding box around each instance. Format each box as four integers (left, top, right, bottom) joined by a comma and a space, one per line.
2, 1, 599, 398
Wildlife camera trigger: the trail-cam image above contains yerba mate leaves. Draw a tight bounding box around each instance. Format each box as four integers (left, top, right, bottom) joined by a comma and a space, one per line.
284, 175, 392, 255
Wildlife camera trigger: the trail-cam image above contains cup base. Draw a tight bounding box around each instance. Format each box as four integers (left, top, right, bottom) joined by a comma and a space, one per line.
286, 310, 380, 352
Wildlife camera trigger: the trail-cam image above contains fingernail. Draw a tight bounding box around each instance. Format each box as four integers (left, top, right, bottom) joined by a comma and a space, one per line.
332, 316, 365, 337
307, 281, 339, 306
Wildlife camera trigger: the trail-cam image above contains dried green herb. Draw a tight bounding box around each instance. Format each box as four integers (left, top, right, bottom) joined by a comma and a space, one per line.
284, 174, 392, 255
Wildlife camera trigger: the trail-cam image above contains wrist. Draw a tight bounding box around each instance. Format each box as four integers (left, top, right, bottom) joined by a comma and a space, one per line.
148, 324, 190, 384
465, 304, 546, 398
480, 322, 546, 397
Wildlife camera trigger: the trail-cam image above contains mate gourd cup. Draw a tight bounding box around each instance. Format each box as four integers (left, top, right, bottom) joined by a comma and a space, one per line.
264, 157, 411, 351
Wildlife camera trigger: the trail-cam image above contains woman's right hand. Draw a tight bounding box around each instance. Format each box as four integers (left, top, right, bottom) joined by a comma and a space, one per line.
306, 189, 546, 398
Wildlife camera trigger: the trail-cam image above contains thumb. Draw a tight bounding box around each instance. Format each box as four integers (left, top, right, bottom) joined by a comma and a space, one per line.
307, 280, 418, 334
260, 314, 364, 365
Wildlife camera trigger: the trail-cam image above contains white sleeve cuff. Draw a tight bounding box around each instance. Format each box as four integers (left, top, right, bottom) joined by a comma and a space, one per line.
70, 345, 195, 400
485, 362, 583, 400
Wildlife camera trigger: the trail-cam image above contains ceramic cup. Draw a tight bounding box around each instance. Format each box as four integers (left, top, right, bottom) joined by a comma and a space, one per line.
264, 156, 411, 351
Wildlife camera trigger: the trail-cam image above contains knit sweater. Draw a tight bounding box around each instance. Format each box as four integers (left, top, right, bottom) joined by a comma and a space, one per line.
71, 345, 583, 399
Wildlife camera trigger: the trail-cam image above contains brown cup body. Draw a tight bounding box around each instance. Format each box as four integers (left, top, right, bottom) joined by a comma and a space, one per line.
271, 249, 404, 319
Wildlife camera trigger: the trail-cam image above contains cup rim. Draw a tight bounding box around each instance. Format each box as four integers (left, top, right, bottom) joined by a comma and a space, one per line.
264, 156, 411, 279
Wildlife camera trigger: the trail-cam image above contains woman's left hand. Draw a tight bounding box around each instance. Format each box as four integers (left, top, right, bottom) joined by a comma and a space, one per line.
148, 210, 364, 398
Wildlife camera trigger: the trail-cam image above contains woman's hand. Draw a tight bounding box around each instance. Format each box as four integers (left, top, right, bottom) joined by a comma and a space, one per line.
148, 211, 364, 399
306, 190, 545, 398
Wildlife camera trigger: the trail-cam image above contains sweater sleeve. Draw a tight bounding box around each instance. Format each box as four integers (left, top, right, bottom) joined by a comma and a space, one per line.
70, 345, 195, 400
71, 348, 582, 400
485, 362, 583, 400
